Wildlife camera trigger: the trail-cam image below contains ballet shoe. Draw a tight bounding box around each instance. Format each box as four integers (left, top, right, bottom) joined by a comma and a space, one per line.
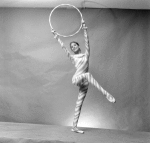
106, 94, 116, 103
71, 127, 84, 134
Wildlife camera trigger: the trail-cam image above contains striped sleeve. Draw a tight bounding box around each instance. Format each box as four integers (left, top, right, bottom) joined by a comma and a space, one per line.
83, 28, 90, 57
56, 36, 74, 63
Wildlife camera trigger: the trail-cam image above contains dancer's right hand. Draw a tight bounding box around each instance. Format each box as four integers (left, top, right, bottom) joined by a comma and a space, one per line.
51, 29, 58, 38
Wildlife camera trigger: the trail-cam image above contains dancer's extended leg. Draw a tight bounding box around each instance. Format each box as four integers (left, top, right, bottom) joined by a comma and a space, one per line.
77, 73, 116, 103
87, 73, 116, 103
71, 83, 88, 134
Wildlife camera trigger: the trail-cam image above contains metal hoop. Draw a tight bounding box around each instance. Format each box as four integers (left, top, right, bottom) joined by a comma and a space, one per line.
49, 4, 83, 37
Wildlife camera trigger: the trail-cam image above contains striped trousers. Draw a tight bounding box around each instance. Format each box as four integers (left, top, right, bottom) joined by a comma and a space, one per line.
72, 72, 115, 128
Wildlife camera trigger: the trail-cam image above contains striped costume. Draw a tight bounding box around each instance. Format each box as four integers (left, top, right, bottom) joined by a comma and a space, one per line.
52, 23, 115, 134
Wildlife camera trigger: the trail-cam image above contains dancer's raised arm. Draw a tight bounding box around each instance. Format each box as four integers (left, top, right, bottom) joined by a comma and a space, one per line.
51, 29, 73, 62
82, 21, 90, 58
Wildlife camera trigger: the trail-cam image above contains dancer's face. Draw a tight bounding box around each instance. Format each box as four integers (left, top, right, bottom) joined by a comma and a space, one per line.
70, 42, 80, 54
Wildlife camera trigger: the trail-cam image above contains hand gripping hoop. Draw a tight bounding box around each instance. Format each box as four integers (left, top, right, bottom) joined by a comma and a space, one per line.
49, 4, 84, 37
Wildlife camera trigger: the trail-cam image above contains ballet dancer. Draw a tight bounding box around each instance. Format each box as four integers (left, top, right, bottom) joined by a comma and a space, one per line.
51, 20, 116, 134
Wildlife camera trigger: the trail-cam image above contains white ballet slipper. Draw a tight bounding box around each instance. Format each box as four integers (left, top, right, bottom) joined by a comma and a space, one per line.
106, 94, 116, 103
71, 127, 84, 134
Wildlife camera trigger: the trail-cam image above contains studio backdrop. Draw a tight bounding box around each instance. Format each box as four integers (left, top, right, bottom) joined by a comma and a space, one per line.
0, 7, 150, 132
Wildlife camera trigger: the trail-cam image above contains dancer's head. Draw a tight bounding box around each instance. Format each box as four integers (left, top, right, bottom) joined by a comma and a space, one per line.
70, 41, 81, 54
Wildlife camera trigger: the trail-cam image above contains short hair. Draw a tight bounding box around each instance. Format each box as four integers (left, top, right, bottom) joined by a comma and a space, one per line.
70, 41, 79, 49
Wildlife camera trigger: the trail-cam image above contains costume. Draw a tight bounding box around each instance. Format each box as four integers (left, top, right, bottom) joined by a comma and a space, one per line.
52, 23, 115, 134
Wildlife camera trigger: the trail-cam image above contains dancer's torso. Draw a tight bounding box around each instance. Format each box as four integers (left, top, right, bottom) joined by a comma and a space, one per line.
72, 53, 89, 77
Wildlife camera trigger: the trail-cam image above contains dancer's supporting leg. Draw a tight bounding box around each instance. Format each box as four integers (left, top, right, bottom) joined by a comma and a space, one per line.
71, 82, 88, 134
79, 73, 116, 103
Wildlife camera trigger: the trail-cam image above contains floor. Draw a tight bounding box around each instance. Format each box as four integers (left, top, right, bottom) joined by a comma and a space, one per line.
0, 122, 149, 143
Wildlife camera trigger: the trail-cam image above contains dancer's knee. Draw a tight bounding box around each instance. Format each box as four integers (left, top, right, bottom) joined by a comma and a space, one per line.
83, 78, 89, 86
72, 76, 81, 86
85, 72, 91, 80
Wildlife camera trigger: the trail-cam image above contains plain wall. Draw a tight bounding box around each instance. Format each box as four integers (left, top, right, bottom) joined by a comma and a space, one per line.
0, 8, 150, 132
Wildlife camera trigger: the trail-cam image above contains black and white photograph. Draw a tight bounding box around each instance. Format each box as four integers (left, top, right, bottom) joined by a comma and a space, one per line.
0, 0, 149, 142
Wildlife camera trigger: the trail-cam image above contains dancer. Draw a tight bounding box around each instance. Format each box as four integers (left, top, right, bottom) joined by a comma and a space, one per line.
51, 20, 116, 134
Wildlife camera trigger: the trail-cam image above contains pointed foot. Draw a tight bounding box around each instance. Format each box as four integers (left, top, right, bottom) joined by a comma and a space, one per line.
71, 127, 84, 134
106, 94, 116, 103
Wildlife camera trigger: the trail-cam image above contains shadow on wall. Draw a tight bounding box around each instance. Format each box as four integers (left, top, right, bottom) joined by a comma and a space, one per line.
0, 8, 150, 132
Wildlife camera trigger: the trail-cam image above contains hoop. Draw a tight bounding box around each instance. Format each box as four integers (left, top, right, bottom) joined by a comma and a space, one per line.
49, 4, 83, 37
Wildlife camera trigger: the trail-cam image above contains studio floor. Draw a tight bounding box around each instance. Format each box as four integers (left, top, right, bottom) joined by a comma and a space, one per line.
0, 122, 149, 143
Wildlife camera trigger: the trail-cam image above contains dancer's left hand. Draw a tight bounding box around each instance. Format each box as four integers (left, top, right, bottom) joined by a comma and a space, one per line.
82, 21, 87, 29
